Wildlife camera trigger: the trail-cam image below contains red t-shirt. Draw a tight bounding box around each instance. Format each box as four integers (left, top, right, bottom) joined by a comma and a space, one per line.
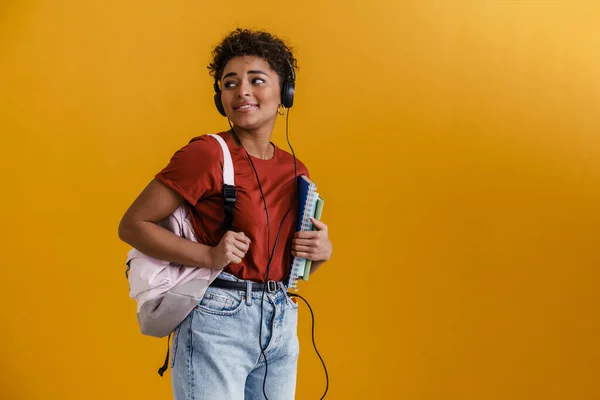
155, 131, 309, 282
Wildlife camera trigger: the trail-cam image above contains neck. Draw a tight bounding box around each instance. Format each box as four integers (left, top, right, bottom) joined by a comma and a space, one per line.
230, 126, 274, 160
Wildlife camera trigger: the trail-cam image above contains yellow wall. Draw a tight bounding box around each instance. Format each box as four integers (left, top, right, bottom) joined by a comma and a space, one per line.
2, 1, 600, 399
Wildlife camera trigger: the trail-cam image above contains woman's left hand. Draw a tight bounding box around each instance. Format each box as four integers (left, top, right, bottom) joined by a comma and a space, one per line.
291, 217, 332, 262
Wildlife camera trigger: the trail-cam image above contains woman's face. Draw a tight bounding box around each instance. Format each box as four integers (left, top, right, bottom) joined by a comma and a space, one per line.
219, 55, 281, 130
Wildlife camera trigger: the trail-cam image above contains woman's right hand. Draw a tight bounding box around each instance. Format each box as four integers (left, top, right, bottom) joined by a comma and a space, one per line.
209, 231, 251, 268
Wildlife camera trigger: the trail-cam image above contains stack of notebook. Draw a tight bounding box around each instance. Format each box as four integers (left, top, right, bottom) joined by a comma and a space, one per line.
287, 175, 325, 290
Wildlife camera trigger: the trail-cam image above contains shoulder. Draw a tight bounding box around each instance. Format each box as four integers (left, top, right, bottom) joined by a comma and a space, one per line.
183, 133, 223, 157
158, 133, 230, 178
164, 133, 227, 166
156, 133, 229, 202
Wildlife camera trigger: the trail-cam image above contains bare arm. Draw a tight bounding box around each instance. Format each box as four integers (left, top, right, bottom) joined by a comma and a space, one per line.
118, 179, 218, 268
119, 179, 251, 269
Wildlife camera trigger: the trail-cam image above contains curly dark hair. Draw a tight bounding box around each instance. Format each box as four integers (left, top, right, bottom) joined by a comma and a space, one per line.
208, 28, 298, 87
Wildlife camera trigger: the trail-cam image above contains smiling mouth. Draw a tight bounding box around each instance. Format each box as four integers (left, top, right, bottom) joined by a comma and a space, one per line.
234, 104, 258, 111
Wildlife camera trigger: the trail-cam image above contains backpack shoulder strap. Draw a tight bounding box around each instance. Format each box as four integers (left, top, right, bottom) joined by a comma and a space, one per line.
207, 134, 236, 230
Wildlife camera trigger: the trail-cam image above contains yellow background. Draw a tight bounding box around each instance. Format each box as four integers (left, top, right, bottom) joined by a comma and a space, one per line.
2, 1, 600, 399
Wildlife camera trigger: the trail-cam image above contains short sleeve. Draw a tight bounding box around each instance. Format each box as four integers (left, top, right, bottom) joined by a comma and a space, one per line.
155, 135, 222, 205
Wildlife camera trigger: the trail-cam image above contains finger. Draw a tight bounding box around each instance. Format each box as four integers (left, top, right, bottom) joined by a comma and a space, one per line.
295, 230, 321, 239
223, 231, 238, 245
292, 245, 313, 253
232, 239, 250, 252
310, 217, 328, 231
292, 241, 315, 250
225, 240, 247, 254
229, 254, 242, 264
293, 230, 319, 239
229, 247, 246, 260
292, 238, 316, 247
292, 251, 316, 260
229, 231, 251, 244
238, 232, 251, 244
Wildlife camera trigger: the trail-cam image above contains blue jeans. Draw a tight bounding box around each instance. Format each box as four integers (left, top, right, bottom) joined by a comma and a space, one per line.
171, 272, 300, 400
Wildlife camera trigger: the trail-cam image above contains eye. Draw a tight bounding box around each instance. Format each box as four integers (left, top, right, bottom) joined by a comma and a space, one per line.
223, 80, 237, 89
252, 77, 266, 85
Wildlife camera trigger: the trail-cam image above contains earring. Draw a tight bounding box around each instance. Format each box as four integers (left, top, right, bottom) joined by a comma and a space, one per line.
278, 104, 286, 116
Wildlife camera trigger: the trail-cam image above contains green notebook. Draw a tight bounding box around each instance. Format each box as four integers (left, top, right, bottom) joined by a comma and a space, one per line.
302, 196, 324, 281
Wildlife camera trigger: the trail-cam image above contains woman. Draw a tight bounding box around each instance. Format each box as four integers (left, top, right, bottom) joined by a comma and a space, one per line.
118, 28, 332, 399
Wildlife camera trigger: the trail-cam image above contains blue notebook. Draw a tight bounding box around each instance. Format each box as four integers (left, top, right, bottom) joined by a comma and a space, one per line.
287, 175, 319, 289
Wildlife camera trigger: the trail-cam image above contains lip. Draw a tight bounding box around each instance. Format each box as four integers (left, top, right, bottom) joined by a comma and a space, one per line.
233, 103, 258, 113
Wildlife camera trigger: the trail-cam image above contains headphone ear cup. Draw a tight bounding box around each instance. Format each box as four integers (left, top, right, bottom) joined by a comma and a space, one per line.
214, 91, 226, 117
281, 79, 295, 108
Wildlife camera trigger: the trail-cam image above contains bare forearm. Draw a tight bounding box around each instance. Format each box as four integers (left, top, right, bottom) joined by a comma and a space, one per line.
119, 220, 217, 269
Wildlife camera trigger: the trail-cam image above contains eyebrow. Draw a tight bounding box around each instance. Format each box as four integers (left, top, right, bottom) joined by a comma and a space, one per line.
222, 70, 268, 80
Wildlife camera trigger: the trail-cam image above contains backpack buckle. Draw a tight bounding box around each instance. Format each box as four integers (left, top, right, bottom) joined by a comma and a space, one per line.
223, 184, 236, 204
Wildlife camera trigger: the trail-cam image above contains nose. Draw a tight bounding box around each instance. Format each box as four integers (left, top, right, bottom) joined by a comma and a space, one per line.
236, 79, 251, 98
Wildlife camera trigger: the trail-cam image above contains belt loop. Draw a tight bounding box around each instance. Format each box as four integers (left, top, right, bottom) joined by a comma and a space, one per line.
246, 281, 252, 306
